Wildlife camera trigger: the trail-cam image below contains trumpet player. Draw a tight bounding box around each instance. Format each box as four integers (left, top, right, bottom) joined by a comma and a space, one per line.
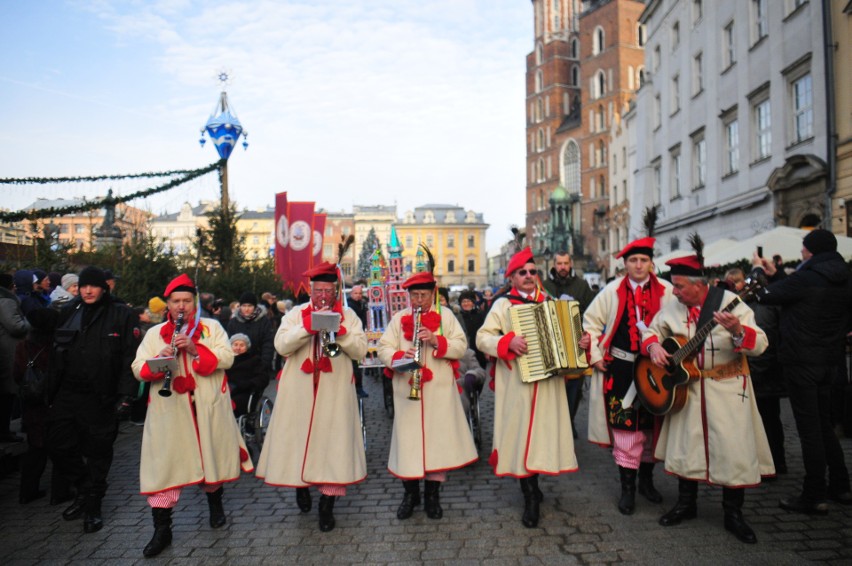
131, 274, 253, 558
256, 262, 367, 533
377, 269, 477, 521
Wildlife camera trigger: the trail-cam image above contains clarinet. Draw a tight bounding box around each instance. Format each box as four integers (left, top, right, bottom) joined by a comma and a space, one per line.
159, 312, 184, 398
407, 307, 423, 401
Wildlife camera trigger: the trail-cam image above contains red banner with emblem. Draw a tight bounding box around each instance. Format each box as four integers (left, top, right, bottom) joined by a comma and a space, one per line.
312, 213, 327, 267
287, 201, 315, 297
274, 192, 289, 290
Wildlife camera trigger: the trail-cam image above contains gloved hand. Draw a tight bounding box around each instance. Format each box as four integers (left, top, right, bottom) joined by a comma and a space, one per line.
114, 395, 133, 419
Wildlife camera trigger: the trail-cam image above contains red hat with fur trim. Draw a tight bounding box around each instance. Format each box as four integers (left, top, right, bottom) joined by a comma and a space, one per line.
615, 237, 655, 259
506, 246, 535, 276
303, 262, 339, 283
665, 255, 704, 277
164, 274, 196, 297
402, 271, 436, 290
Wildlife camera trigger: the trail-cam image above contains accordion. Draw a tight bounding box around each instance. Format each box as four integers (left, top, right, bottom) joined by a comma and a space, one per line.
509, 299, 588, 383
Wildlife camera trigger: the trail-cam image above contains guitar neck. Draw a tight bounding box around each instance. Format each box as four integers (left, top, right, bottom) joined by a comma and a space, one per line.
672, 297, 741, 365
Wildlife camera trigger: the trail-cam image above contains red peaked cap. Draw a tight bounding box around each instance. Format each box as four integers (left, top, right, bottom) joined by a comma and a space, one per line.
164, 274, 197, 297
665, 255, 705, 276
402, 271, 436, 290
506, 246, 535, 276
615, 237, 656, 259
303, 261, 339, 282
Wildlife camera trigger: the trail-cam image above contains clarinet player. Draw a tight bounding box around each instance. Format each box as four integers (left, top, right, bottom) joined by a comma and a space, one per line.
378, 261, 477, 521
131, 274, 253, 558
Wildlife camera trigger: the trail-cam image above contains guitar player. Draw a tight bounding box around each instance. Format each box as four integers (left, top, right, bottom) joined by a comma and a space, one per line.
642, 251, 772, 544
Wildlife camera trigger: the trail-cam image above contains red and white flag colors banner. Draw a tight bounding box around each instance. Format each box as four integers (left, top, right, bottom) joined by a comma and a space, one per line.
287, 201, 315, 297
274, 192, 289, 289
312, 213, 326, 268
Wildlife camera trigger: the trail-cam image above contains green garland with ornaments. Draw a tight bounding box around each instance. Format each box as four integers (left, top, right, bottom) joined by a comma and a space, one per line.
0, 161, 223, 223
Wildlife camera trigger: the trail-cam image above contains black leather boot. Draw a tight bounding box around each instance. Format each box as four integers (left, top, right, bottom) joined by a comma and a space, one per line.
618, 466, 637, 515
424, 480, 443, 519
519, 476, 540, 528
659, 478, 698, 526
296, 487, 312, 512
397, 480, 421, 520
530, 474, 544, 503
206, 486, 226, 528
83, 496, 103, 533
62, 495, 86, 521
318, 495, 336, 532
723, 488, 756, 544
638, 462, 663, 503
143, 508, 173, 558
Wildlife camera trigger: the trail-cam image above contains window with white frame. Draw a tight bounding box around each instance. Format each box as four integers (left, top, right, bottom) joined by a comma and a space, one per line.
536, 98, 543, 122
671, 21, 680, 51
724, 117, 739, 175
447, 234, 455, 248
593, 26, 605, 55
693, 0, 703, 24
670, 145, 682, 199
571, 65, 579, 86
535, 43, 543, 65
467, 235, 475, 248
751, 0, 768, 44
447, 259, 455, 273
652, 160, 662, 204
654, 94, 661, 128
537, 158, 545, 182
637, 24, 646, 46
753, 97, 772, 160
791, 73, 813, 143
692, 131, 706, 189
692, 52, 703, 95
597, 105, 605, 132
595, 70, 606, 98
562, 140, 581, 194
537, 128, 545, 152
571, 38, 579, 58
723, 21, 736, 69
671, 74, 680, 113
535, 70, 543, 93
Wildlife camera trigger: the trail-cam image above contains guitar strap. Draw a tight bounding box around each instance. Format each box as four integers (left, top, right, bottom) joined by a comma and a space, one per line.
695, 285, 725, 340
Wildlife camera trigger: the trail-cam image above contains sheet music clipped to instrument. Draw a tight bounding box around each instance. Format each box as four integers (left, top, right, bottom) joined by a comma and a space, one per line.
509, 299, 588, 383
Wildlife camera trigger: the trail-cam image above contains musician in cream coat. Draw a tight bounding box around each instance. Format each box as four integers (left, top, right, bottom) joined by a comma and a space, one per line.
476, 247, 578, 528
378, 270, 477, 522
582, 237, 674, 515
132, 274, 253, 558
256, 262, 367, 533
642, 253, 773, 544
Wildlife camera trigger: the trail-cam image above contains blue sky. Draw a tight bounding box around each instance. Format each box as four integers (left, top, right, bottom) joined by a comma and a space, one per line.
0, 0, 532, 251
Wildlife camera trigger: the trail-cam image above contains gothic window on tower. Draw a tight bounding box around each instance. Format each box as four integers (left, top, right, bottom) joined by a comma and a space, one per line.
593, 26, 605, 55
562, 140, 580, 194
571, 37, 579, 59
535, 43, 543, 65
535, 70, 543, 94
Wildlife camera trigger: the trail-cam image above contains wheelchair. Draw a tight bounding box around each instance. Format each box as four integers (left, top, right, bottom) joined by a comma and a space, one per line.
237, 391, 274, 465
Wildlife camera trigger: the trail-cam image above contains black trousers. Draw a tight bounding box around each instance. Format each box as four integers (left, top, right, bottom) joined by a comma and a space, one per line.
755, 395, 786, 472
784, 363, 850, 501
47, 389, 118, 500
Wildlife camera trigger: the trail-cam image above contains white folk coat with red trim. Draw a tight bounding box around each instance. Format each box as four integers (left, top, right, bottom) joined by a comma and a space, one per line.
377, 307, 477, 479
132, 317, 253, 494
255, 304, 368, 487
476, 294, 578, 478
641, 290, 775, 487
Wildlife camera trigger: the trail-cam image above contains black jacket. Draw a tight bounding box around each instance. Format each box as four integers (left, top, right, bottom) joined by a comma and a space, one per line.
52, 295, 140, 405
755, 251, 852, 366
542, 269, 596, 313
226, 304, 275, 376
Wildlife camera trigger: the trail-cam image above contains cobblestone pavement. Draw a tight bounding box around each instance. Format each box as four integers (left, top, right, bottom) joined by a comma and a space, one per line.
1, 374, 850, 565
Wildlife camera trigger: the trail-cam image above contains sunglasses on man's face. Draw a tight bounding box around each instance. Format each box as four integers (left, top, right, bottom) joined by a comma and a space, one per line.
517, 269, 538, 276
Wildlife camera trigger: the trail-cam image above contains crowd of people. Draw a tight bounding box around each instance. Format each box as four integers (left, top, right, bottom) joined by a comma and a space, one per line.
0, 227, 850, 556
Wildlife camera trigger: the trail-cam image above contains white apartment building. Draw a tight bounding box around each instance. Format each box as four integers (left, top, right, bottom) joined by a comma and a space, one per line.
633, 0, 828, 254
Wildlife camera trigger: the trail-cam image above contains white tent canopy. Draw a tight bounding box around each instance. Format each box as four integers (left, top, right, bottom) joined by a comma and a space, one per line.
656, 227, 852, 272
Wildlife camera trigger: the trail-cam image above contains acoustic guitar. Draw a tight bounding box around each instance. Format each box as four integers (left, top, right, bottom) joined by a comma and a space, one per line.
633, 279, 760, 416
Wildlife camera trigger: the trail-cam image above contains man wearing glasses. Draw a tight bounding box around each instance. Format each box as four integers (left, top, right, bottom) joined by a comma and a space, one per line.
476, 247, 578, 528
255, 262, 367, 533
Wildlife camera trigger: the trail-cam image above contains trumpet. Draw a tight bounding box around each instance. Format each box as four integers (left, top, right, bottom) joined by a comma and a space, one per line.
159, 312, 184, 398
317, 297, 341, 358
321, 329, 341, 358
408, 307, 423, 401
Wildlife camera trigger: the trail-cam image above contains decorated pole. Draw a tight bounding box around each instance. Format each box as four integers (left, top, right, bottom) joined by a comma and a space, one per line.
198, 73, 248, 211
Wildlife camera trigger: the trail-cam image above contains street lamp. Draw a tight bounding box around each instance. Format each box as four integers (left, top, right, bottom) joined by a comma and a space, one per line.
198, 73, 248, 211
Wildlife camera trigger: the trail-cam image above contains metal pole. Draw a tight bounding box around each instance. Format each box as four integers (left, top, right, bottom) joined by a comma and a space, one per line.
220, 160, 229, 211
